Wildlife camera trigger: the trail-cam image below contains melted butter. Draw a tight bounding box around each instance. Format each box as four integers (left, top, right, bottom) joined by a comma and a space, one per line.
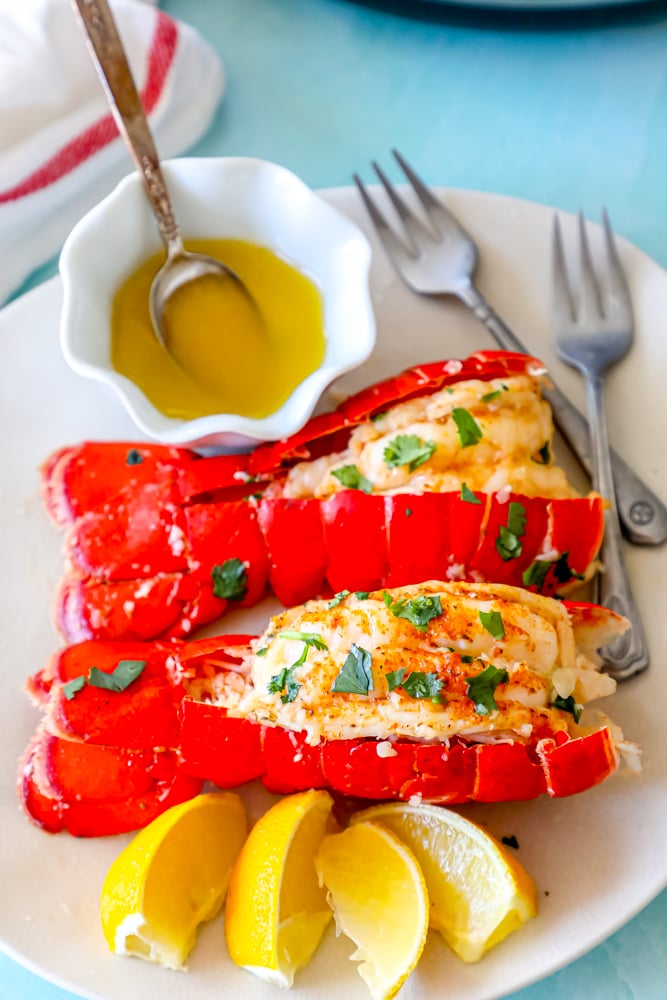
110, 239, 326, 420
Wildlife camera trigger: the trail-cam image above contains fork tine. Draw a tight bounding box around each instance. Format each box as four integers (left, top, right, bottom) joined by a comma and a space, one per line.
552, 213, 576, 325
391, 149, 442, 211
391, 149, 467, 240
577, 210, 605, 320
601, 208, 633, 322
371, 160, 438, 248
352, 172, 416, 263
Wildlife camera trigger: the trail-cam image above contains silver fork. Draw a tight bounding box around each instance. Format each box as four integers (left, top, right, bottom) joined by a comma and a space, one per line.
353, 150, 667, 547
553, 212, 648, 679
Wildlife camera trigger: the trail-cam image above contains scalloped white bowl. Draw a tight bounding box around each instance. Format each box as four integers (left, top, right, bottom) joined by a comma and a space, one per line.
59, 157, 375, 450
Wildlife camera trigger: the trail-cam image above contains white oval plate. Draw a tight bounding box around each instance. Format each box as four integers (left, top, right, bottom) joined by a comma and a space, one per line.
0, 187, 666, 1000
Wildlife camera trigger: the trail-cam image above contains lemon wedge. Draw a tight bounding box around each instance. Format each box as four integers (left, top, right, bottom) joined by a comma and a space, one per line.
315, 821, 429, 1000
352, 802, 537, 963
100, 792, 246, 969
224, 788, 335, 987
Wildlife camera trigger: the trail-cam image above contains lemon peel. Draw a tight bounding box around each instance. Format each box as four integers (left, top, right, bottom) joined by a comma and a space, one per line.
315, 821, 429, 1000
352, 802, 538, 962
224, 788, 335, 987
100, 792, 246, 969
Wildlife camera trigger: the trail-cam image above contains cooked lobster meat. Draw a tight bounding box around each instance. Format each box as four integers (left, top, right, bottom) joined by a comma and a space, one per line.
20, 583, 635, 837
41, 353, 605, 644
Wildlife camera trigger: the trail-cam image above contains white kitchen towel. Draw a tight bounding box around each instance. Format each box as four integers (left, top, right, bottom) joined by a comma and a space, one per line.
0, 0, 225, 304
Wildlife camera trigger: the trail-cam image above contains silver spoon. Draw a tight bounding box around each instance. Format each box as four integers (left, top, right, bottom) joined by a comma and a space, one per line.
72, 0, 249, 347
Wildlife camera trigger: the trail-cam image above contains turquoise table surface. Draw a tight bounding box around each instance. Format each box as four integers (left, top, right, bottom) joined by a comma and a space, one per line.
3, 0, 667, 997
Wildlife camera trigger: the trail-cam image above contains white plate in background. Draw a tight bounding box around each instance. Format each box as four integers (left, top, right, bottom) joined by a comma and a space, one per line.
0, 187, 666, 1000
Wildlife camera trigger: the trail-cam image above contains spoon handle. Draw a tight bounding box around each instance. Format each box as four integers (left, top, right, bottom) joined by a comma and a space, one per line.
71, 0, 183, 257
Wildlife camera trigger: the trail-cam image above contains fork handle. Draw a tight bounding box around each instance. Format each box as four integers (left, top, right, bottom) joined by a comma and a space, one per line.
586, 374, 650, 680
457, 283, 667, 547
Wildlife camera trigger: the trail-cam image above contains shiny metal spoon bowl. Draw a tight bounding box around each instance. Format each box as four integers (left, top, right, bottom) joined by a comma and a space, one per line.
72, 0, 248, 348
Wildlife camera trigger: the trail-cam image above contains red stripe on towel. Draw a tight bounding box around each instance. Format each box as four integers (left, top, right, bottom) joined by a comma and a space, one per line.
0, 12, 178, 205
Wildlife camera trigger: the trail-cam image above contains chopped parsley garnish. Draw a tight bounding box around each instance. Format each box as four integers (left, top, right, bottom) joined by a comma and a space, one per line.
384, 434, 436, 472
62, 676, 86, 701
481, 389, 501, 403
465, 663, 509, 715
269, 631, 328, 703
534, 442, 551, 465
501, 835, 519, 849
552, 693, 582, 722
522, 551, 584, 589
451, 407, 483, 447
522, 559, 552, 590
211, 558, 248, 601
460, 654, 474, 664
278, 630, 329, 655
386, 668, 405, 692
461, 482, 482, 505
88, 659, 147, 693
371, 410, 387, 422
402, 671, 443, 701
479, 609, 505, 640
268, 666, 301, 704
126, 448, 144, 466
61, 660, 147, 700
386, 667, 443, 702
327, 590, 350, 608
405, 507, 413, 517
331, 464, 373, 493
383, 592, 443, 632
331, 644, 373, 695
354, 591, 370, 599
496, 501, 527, 562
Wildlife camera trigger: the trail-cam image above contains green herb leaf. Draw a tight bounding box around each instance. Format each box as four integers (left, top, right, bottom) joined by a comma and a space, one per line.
211, 558, 248, 601
383, 592, 443, 632
278, 629, 328, 649
465, 663, 509, 715
401, 671, 443, 701
354, 591, 370, 600
278, 630, 328, 665
522, 551, 584, 589
507, 502, 527, 537
496, 501, 527, 561
481, 389, 501, 403
384, 435, 437, 472
331, 464, 373, 493
62, 676, 86, 701
327, 590, 350, 609
461, 483, 482, 505
371, 411, 387, 423
405, 507, 413, 517
522, 559, 552, 590
451, 407, 483, 447
331, 644, 373, 695
268, 666, 301, 704
460, 654, 475, 664
268, 632, 328, 704
88, 659, 147, 693
255, 646, 269, 657
385, 667, 442, 702
386, 668, 406, 692
552, 693, 583, 722
126, 448, 144, 466
479, 610, 505, 640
